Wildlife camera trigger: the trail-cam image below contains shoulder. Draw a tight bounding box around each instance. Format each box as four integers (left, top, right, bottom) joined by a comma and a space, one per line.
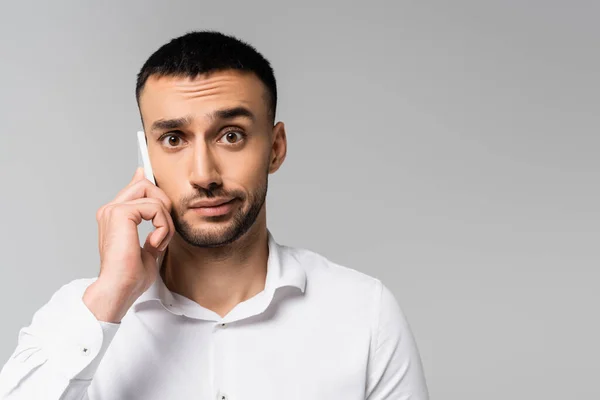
282, 244, 383, 292
279, 244, 391, 314
280, 247, 429, 397
280, 244, 415, 351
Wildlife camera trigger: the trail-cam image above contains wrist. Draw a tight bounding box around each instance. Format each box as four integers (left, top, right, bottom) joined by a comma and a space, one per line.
83, 280, 136, 323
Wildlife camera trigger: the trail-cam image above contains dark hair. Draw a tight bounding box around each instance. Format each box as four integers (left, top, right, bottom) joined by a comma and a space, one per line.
135, 30, 277, 122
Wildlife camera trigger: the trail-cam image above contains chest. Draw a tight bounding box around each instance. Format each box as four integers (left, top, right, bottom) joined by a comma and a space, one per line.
88, 315, 370, 400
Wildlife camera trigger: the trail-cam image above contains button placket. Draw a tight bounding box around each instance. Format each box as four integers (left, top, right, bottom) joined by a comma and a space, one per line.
76, 341, 92, 357
213, 321, 227, 400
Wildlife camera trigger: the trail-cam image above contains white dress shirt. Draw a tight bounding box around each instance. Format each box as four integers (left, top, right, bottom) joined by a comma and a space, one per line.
0, 230, 429, 399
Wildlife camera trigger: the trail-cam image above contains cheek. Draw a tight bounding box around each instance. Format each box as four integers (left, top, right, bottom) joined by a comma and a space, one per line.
223, 151, 269, 188
230, 158, 267, 182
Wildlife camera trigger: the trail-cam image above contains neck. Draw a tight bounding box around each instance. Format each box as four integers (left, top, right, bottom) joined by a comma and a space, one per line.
160, 216, 269, 318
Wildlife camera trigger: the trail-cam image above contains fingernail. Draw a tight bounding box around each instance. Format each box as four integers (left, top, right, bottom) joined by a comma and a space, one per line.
159, 241, 168, 252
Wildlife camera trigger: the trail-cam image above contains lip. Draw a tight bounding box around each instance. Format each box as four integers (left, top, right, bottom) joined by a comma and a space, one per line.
189, 198, 237, 217
189, 198, 235, 208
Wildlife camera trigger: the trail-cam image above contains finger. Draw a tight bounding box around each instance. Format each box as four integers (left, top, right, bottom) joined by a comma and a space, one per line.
108, 200, 172, 249
111, 179, 173, 212
142, 236, 163, 260
130, 167, 145, 185
124, 198, 175, 250
158, 204, 176, 250
142, 239, 159, 260
118, 167, 146, 193
123, 198, 174, 248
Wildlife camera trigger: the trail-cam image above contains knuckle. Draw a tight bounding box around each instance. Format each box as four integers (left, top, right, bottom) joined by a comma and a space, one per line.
108, 204, 127, 217
96, 207, 104, 221
152, 197, 170, 211
145, 199, 163, 214
128, 179, 145, 193
148, 198, 163, 208
97, 204, 112, 220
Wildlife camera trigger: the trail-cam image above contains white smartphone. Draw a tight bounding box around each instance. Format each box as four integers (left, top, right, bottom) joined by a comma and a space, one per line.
137, 130, 156, 185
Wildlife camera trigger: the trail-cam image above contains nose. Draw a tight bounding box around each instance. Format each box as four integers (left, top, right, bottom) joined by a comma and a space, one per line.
189, 143, 222, 190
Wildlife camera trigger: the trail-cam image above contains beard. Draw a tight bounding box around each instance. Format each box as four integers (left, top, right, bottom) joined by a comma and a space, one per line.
170, 173, 268, 248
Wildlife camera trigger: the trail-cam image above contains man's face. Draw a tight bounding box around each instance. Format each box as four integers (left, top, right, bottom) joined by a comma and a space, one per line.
138, 70, 285, 248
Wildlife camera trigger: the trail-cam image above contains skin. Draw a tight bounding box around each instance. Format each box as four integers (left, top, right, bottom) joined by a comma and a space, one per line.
140, 70, 287, 317
84, 70, 287, 321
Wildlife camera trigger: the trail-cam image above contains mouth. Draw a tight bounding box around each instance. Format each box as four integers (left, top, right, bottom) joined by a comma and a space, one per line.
189, 198, 237, 217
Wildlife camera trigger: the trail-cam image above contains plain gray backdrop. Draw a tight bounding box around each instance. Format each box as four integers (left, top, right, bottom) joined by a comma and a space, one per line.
1, 1, 598, 399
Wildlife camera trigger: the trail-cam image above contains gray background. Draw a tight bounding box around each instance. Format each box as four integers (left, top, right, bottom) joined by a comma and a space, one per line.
0, 1, 598, 399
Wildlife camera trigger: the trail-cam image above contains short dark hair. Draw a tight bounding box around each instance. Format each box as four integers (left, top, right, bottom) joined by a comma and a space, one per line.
135, 30, 277, 122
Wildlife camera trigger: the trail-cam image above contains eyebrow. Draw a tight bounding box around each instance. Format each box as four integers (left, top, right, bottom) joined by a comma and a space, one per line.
150, 106, 256, 133
209, 106, 255, 122
150, 116, 191, 133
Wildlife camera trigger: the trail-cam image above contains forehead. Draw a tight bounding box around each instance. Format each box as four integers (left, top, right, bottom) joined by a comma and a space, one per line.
139, 70, 269, 124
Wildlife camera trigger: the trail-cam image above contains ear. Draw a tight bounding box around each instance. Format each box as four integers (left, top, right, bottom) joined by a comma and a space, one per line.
268, 122, 287, 174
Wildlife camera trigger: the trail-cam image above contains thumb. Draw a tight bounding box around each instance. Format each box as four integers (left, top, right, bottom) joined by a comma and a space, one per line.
142, 238, 162, 261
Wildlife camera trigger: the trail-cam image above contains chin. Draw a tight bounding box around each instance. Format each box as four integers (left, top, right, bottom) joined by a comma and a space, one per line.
172, 195, 263, 248
174, 216, 250, 248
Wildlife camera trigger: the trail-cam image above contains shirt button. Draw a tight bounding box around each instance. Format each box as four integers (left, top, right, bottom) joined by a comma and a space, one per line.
219, 323, 227, 328
217, 392, 228, 400
81, 347, 91, 356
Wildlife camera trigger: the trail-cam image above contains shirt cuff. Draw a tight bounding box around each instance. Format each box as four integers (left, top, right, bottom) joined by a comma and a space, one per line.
74, 320, 121, 380
43, 280, 121, 381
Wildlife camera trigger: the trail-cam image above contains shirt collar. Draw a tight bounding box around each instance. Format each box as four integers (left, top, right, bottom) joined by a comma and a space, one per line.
132, 229, 306, 315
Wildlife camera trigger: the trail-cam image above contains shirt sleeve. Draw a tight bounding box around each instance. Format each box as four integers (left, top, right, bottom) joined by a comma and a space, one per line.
365, 280, 430, 400
0, 278, 121, 399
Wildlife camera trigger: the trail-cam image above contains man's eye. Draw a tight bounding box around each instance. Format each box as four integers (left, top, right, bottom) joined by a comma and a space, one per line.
219, 131, 245, 144
161, 134, 182, 147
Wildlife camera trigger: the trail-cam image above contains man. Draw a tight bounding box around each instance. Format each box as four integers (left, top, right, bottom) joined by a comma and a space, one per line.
0, 31, 429, 399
